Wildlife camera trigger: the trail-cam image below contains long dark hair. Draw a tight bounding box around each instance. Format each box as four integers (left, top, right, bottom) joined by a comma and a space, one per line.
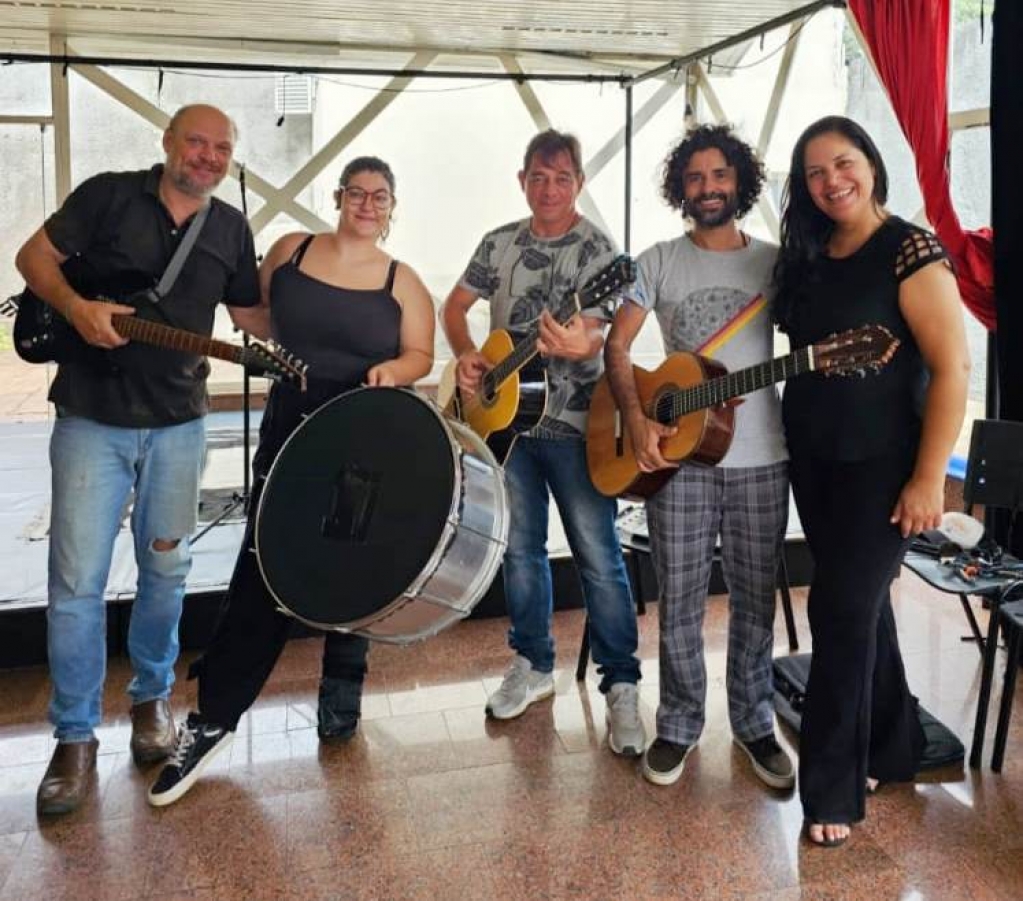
661, 123, 764, 219
772, 116, 888, 331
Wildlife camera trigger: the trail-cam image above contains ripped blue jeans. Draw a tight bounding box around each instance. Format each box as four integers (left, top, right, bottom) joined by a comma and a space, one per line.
47, 414, 205, 742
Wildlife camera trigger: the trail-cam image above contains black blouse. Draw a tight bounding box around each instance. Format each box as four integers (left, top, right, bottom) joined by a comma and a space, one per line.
781, 216, 948, 462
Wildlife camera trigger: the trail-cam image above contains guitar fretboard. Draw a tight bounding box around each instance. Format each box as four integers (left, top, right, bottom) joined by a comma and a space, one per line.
654, 346, 815, 423
482, 294, 582, 395
112, 314, 247, 365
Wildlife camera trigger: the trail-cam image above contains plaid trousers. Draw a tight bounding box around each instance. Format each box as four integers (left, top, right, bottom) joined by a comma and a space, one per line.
646, 460, 789, 745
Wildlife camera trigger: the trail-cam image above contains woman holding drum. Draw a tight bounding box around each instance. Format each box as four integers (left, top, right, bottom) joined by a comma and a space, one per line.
148, 155, 435, 807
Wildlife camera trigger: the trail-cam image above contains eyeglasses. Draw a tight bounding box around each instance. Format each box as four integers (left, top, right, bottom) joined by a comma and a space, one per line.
340, 186, 393, 210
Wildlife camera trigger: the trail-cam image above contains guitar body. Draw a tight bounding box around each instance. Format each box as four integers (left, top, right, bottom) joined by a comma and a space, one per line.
587, 352, 734, 499
13, 287, 100, 365
438, 256, 638, 465
442, 328, 548, 465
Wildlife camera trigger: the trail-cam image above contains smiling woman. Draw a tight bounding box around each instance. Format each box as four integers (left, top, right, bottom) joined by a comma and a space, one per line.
773, 114, 970, 849
147, 153, 437, 809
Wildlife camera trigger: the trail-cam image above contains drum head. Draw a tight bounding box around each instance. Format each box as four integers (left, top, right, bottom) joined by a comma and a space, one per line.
256, 388, 456, 626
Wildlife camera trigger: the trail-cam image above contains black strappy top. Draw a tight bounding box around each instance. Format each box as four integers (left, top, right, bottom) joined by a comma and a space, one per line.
254, 234, 403, 475
271, 234, 401, 389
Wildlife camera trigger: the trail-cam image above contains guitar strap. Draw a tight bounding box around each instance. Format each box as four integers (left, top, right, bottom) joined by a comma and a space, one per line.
145, 203, 211, 308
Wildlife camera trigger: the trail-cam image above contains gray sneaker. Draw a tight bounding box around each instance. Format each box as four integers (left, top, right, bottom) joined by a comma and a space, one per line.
641, 738, 694, 786
736, 734, 795, 790
485, 655, 555, 719
605, 682, 646, 757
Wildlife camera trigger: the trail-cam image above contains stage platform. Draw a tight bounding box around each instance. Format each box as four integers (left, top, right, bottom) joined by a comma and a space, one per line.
0, 411, 810, 667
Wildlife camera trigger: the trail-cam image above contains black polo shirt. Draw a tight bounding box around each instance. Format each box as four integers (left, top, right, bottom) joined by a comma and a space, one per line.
43, 164, 260, 428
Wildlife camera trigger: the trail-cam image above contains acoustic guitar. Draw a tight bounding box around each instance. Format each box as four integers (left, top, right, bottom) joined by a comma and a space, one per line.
437, 254, 635, 463
11, 279, 307, 389
586, 323, 899, 499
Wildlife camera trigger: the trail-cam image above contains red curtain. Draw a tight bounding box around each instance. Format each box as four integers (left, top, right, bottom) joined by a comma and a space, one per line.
848, 0, 996, 330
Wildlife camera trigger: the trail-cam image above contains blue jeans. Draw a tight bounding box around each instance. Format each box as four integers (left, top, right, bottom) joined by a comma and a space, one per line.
48, 414, 206, 743
502, 435, 640, 692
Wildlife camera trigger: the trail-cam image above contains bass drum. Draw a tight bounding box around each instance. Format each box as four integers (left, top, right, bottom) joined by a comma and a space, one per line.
255, 387, 508, 644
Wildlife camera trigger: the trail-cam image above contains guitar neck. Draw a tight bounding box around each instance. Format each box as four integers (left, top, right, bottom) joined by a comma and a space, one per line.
658, 346, 815, 423
485, 296, 580, 389
112, 314, 246, 365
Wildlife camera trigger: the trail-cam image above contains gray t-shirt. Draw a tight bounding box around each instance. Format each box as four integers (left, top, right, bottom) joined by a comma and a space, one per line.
629, 234, 788, 467
458, 216, 615, 438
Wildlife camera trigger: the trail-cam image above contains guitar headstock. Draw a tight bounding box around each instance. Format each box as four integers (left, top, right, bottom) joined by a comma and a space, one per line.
577, 254, 637, 319
242, 338, 308, 391
813, 324, 900, 377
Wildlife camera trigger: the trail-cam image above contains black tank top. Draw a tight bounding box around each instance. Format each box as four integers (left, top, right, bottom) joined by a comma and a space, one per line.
254, 235, 402, 475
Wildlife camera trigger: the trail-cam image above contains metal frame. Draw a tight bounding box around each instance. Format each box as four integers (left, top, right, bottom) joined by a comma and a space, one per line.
1, 0, 990, 258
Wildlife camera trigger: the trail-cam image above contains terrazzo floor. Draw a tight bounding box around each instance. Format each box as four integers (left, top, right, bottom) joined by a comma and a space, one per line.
1, 573, 1022, 900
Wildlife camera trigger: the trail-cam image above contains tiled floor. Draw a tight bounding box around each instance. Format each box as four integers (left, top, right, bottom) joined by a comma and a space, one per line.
2, 576, 1023, 900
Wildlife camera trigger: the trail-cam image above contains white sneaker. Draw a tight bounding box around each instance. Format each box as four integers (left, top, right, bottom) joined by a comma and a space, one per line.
605, 682, 646, 757
485, 655, 555, 719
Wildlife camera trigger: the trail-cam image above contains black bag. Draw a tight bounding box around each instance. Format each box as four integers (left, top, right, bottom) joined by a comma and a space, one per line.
773, 653, 964, 771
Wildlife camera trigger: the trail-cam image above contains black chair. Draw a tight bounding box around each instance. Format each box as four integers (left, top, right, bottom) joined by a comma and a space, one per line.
992, 596, 1023, 772
901, 418, 1023, 768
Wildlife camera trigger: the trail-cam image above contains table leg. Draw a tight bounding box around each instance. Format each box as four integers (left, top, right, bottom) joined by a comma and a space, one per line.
970, 597, 1004, 768
959, 593, 986, 654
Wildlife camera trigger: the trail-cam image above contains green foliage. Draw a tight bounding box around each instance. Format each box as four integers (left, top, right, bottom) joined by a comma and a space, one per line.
955, 0, 992, 23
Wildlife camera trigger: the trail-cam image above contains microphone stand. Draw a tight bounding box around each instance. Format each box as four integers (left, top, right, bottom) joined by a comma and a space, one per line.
193, 163, 254, 542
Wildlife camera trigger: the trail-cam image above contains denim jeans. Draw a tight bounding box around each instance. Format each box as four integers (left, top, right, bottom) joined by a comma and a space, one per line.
502, 435, 640, 692
48, 414, 206, 742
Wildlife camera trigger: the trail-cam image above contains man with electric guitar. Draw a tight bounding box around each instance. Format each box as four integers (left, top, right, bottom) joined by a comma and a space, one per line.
603, 124, 794, 790
15, 104, 264, 816
441, 129, 645, 757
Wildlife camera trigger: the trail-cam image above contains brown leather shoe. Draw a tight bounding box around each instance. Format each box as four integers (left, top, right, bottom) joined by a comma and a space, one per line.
130, 699, 176, 766
36, 739, 98, 816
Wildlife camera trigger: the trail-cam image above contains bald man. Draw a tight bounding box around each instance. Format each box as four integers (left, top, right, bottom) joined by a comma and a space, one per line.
16, 104, 264, 815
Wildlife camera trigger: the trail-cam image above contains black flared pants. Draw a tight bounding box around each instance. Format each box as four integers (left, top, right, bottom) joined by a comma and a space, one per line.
790, 451, 925, 824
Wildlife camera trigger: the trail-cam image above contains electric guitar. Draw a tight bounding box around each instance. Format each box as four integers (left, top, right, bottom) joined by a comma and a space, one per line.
586, 323, 900, 499
438, 254, 636, 463
11, 280, 307, 389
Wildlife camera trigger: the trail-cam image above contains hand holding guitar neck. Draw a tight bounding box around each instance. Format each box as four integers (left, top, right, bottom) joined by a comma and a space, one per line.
66, 295, 135, 350
536, 308, 597, 361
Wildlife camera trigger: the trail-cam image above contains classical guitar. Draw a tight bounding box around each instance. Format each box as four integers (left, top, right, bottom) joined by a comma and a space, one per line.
586, 324, 900, 499
437, 254, 636, 464
11, 284, 307, 389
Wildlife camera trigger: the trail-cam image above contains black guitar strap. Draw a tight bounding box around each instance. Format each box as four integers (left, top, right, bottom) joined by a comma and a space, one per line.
145, 203, 211, 306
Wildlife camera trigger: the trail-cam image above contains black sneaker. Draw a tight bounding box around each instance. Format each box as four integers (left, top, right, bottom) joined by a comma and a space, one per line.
317, 676, 362, 744
641, 738, 694, 786
736, 734, 795, 790
147, 714, 233, 808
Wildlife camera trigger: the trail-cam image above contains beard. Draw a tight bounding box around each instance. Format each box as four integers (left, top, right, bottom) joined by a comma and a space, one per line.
686, 192, 739, 228
166, 162, 223, 199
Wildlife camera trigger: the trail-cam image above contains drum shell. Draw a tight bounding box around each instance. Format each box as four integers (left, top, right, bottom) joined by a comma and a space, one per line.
351, 418, 507, 642
255, 387, 508, 645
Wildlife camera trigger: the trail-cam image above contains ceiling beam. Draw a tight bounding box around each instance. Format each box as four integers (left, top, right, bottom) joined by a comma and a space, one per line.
249, 51, 436, 234
65, 48, 329, 233
629, 0, 845, 86
0, 50, 628, 84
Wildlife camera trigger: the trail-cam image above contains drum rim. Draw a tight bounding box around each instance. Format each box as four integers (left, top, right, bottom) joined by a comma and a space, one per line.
254, 386, 470, 625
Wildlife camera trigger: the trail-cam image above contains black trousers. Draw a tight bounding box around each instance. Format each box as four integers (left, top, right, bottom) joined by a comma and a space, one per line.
189, 383, 369, 731
790, 451, 925, 824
